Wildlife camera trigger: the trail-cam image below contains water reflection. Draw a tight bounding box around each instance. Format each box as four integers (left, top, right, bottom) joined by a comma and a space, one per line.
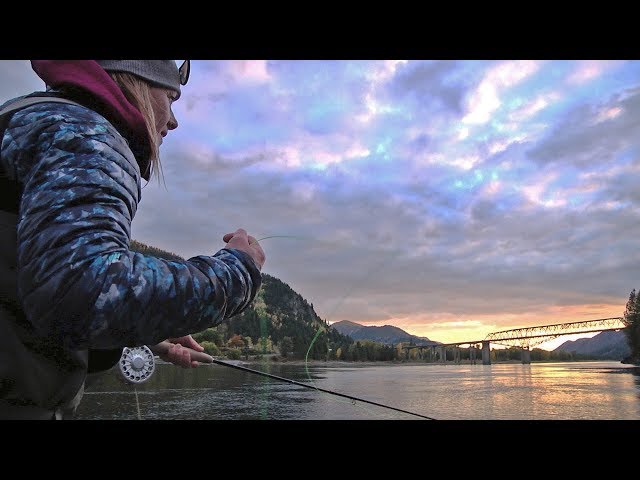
75, 361, 640, 420
631, 367, 640, 401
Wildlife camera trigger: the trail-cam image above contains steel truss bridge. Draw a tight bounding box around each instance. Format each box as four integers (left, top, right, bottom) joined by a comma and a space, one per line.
404, 317, 626, 365
483, 317, 626, 348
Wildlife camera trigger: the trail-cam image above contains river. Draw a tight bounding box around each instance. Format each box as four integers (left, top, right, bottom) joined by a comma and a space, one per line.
74, 360, 640, 420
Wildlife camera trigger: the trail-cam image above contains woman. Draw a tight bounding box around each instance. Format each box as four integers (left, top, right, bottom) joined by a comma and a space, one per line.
0, 60, 265, 419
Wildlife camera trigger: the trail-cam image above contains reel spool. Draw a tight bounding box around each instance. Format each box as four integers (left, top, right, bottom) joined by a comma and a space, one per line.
118, 345, 156, 384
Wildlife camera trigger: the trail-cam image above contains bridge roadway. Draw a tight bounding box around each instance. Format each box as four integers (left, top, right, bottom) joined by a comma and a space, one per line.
402, 317, 626, 365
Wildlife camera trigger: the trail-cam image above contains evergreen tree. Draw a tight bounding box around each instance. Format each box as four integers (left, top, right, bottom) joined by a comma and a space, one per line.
622, 289, 640, 364
279, 337, 293, 357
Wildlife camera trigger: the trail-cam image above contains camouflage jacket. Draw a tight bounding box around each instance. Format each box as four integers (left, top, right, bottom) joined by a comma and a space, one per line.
0, 100, 261, 418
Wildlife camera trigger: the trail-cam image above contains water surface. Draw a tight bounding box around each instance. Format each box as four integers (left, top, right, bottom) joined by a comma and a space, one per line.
75, 361, 640, 420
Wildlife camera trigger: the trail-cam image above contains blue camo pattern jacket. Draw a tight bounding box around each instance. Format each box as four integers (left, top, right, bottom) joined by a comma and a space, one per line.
2, 101, 262, 350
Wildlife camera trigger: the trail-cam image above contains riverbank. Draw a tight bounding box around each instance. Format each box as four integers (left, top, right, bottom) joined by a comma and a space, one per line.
156, 355, 628, 368
205, 357, 610, 367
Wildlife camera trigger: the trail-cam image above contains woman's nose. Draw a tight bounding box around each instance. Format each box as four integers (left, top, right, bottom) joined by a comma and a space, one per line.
168, 109, 178, 130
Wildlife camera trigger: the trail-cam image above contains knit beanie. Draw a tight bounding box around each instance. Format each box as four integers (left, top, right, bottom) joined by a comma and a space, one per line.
96, 60, 183, 98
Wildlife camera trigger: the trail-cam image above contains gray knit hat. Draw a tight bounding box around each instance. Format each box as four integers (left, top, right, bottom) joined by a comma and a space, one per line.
97, 60, 188, 99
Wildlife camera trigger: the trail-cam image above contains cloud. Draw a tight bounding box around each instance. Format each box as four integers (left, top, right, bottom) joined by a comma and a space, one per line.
566, 60, 626, 85
388, 60, 475, 115
527, 86, 640, 168
3, 59, 639, 345
462, 60, 541, 125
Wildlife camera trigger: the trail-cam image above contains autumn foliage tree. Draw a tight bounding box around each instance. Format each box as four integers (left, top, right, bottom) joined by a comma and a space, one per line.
227, 334, 245, 349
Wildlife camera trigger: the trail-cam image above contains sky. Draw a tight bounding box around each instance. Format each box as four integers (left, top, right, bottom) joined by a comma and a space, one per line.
1, 60, 638, 350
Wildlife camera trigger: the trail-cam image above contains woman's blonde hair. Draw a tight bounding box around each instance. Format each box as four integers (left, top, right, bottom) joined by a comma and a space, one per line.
108, 71, 164, 183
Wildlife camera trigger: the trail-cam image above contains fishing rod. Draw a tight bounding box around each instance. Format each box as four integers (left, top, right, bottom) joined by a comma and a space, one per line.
117, 236, 436, 419
116, 344, 436, 420
208, 357, 435, 420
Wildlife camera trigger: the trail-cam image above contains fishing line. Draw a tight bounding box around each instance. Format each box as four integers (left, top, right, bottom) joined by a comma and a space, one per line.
302, 326, 379, 417
303, 327, 387, 417
290, 236, 413, 418
251, 234, 432, 419
134, 387, 142, 420
256, 235, 308, 242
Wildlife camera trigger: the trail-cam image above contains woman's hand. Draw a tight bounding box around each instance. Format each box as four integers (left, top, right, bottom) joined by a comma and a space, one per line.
149, 335, 213, 368
223, 228, 265, 270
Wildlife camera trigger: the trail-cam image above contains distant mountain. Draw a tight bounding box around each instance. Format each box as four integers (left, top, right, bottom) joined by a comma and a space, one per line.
554, 330, 630, 360
330, 320, 364, 337
330, 320, 440, 346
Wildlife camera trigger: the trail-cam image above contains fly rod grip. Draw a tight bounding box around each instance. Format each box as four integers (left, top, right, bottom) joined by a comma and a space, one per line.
151, 340, 214, 364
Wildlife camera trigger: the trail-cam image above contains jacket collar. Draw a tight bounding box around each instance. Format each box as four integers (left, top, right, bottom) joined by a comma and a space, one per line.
30, 60, 152, 180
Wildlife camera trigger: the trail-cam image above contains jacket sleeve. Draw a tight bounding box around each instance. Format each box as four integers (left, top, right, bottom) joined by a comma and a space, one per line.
3, 102, 261, 350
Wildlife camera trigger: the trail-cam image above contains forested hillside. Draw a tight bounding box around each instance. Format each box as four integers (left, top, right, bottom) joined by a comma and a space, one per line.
129, 240, 396, 361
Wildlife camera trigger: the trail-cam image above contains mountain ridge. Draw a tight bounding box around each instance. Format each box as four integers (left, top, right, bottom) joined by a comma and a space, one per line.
330, 320, 441, 346
553, 330, 629, 359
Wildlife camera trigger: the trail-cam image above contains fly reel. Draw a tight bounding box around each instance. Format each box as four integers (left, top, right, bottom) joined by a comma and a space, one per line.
117, 342, 214, 384
118, 345, 156, 384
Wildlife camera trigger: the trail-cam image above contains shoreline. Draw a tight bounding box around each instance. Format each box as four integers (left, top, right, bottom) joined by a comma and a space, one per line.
202, 357, 627, 368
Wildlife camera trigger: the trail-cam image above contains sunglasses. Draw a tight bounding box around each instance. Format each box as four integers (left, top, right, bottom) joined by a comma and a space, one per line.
179, 60, 190, 86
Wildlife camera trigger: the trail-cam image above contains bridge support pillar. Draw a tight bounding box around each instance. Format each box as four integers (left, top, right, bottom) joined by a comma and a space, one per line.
439, 346, 446, 363
469, 346, 476, 365
482, 341, 491, 365
454, 347, 460, 364
521, 347, 531, 364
